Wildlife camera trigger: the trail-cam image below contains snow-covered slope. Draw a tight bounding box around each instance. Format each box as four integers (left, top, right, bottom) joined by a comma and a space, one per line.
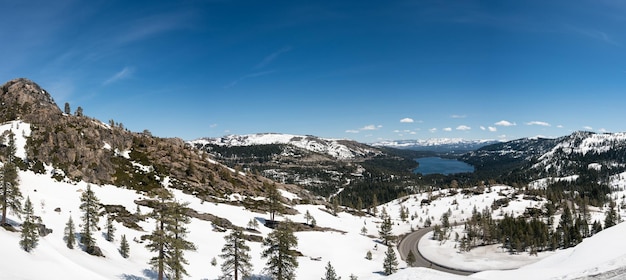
533, 131, 626, 173
3, 122, 626, 280
191, 133, 380, 159
474, 221, 626, 280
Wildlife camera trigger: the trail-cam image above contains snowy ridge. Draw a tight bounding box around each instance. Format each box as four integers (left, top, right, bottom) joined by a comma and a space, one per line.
533, 131, 626, 172
191, 133, 380, 159
538, 131, 626, 160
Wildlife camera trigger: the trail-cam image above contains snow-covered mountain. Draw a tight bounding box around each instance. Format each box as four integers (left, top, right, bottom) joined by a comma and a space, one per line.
373, 138, 499, 153
533, 131, 626, 175
191, 133, 381, 160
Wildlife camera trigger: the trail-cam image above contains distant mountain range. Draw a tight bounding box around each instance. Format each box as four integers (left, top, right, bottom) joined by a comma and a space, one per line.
372, 138, 500, 153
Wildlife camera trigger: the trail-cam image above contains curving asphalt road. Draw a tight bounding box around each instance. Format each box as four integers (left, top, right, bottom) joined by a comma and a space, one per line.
397, 227, 477, 276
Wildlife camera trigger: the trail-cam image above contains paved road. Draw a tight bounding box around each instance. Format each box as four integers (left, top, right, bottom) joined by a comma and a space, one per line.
397, 227, 476, 276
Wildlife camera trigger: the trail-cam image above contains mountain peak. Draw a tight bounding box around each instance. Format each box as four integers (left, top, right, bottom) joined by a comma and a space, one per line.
0, 78, 61, 122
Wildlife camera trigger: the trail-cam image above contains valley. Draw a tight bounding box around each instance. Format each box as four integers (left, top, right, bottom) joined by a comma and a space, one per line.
0, 78, 625, 280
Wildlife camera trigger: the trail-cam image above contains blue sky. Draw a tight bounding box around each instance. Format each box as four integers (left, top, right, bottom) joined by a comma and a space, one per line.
2, 0, 626, 143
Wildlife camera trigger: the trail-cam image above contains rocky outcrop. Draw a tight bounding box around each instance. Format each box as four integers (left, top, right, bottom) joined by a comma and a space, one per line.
0, 78, 304, 200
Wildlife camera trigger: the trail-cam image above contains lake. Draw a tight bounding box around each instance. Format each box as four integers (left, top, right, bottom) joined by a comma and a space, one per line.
413, 157, 474, 175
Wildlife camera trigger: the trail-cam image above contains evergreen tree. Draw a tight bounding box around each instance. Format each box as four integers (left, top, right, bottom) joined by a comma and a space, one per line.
266, 183, 283, 222
119, 234, 130, 258
262, 219, 299, 280
382, 245, 398, 275
557, 204, 573, 248
372, 194, 378, 213
349, 274, 358, 280
406, 250, 416, 267
145, 190, 171, 280
220, 229, 253, 280
64, 102, 71, 114
399, 205, 408, 222
304, 210, 314, 225
378, 208, 394, 246
247, 218, 259, 230
321, 261, 341, 280
19, 197, 38, 252
591, 220, 603, 235
365, 250, 372, 260
105, 214, 116, 242
64, 215, 76, 249
79, 184, 101, 250
165, 200, 196, 280
1, 132, 22, 225
145, 191, 196, 280
604, 201, 617, 229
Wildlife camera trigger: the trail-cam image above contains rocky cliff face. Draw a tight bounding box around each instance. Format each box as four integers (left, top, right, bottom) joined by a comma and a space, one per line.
0, 78, 302, 200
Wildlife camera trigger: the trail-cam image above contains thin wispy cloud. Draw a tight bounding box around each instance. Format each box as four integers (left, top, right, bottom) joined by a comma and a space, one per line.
345, 129, 359, 133
103, 66, 134, 85
488, 126, 497, 132
526, 121, 551, 127
495, 120, 516, 126
116, 11, 194, 45
224, 70, 275, 88
583, 126, 593, 130
400, 118, 414, 123
456, 125, 471, 131
443, 127, 452, 132
569, 25, 620, 46
451, 114, 466, 119
429, 128, 437, 133
255, 46, 292, 69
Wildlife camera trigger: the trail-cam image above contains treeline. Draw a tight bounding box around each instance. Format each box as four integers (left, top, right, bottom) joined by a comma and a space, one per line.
442, 200, 619, 255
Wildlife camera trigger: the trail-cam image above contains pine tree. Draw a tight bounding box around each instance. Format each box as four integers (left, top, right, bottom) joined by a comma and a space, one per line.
145, 191, 195, 280
406, 250, 416, 267
378, 208, 394, 246
321, 261, 341, 280
399, 206, 408, 222
266, 183, 283, 223
349, 274, 358, 280
165, 200, 196, 280
64, 216, 76, 249
79, 184, 101, 250
64, 102, 71, 114
262, 219, 299, 280
365, 250, 372, 260
119, 234, 130, 258
19, 197, 38, 252
105, 214, 116, 242
247, 218, 259, 230
220, 229, 253, 280
604, 201, 617, 229
1, 132, 22, 225
145, 190, 171, 280
382, 245, 398, 276
304, 210, 314, 225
